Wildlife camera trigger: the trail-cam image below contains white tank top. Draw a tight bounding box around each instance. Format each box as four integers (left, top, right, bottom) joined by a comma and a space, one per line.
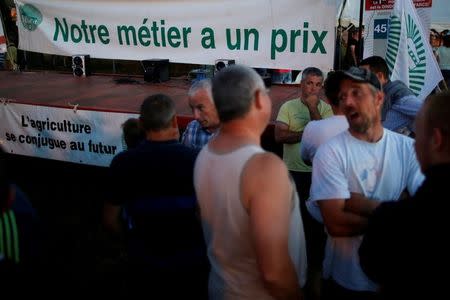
194, 144, 307, 299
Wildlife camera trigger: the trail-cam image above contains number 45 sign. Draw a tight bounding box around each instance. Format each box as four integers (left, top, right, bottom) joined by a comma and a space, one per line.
374, 19, 389, 39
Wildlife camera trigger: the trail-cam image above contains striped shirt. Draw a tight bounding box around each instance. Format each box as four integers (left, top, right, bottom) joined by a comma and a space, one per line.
181, 120, 215, 150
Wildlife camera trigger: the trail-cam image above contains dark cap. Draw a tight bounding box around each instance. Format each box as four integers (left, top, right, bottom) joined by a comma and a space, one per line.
336, 67, 382, 91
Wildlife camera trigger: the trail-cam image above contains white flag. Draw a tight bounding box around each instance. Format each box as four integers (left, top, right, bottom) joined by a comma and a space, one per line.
385, 0, 442, 100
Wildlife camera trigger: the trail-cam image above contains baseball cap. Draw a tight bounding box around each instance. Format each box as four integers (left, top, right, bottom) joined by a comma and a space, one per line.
335, 67, 382, 91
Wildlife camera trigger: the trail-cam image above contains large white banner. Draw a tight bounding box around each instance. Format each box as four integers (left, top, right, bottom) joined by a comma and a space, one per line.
15, 0, 337, 71
0, 101, 138, 167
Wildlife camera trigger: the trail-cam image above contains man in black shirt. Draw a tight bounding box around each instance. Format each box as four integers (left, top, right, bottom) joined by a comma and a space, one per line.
359, 92, 450, 299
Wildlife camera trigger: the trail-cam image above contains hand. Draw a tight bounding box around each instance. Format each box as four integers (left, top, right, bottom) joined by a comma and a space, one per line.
303, 94, 319, 110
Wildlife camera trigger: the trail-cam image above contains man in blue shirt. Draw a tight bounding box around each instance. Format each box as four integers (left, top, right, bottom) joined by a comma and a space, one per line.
181, 79, 220, 149
360, 56, 423, 137
104, 94, 208, 299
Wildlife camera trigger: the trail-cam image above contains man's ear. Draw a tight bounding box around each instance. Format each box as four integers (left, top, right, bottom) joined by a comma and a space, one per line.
432, 127, 444, 151
171, 114, 178, 129
253, 89, 266, 110
254, 89, 262, 109
138, 118, 145, 130
377, 72, 386, 84
375, 90, 384, 109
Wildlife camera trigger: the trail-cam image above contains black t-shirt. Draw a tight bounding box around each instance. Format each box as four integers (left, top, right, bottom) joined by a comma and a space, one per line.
109, 139, 199, 205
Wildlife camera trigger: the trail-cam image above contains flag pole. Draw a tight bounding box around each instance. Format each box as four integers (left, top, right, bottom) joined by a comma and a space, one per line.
357, 0, 364, 65
336, 0, 348, 70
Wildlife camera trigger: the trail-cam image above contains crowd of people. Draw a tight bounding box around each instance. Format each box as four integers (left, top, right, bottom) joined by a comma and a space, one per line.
2, 47, 450, 300
100, 61, 447, 299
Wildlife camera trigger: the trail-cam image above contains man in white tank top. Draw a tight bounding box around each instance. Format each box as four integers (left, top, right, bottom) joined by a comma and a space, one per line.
194, 65, 307, 299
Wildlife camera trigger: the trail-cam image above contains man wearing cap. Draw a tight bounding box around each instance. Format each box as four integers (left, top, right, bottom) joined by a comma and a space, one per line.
308, 67, 424, 299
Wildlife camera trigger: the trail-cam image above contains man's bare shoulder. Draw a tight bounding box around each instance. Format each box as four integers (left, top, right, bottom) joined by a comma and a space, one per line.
244, 152, 288, 179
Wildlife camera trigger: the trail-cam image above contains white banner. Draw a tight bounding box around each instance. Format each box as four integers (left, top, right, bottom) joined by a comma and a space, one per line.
0, 102, 138, 167
15, 0, 337, 71
386, 0, 443, 99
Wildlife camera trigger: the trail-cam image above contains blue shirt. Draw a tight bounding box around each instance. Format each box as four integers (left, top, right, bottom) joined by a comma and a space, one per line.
382, 80, 423, 135
181, 120, 215, 150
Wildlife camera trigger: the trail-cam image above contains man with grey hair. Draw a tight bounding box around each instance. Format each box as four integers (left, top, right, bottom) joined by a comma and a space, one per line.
181, 79, 220, 149
194, 65, 307, 299
275, 66, 332, 299
104, 94, 208, 299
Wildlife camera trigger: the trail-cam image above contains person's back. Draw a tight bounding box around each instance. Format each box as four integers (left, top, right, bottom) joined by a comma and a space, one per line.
359, 92, 450, 299
196, 144, 306, 299
300, 71, 349, 164
195, 65, 306, 299
106, 94, 208, 298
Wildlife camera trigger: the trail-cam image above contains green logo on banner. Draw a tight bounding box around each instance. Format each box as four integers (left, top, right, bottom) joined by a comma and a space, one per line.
386, 14, 426, 96
19, 4, 42, 31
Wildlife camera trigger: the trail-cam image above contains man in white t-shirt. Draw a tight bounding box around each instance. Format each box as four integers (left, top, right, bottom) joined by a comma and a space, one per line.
309, 67, 424, 299
299, 71, 349, 299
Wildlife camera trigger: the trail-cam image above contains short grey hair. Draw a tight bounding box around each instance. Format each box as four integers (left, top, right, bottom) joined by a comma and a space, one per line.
188, 78, 213, 102
301, 67, 324, 81
140, 94, 176, 131
212, 65, 266, 123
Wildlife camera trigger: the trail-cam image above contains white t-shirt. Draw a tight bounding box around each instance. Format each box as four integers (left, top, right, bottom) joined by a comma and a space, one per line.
300, 115, 348, 163
309, 129, 424, 292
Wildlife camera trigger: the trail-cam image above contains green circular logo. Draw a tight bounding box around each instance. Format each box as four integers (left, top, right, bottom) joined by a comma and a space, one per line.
386, 15, 401, 72
19, 4, 42, 31
386, 13, 426, 96
405, 14, 426, 95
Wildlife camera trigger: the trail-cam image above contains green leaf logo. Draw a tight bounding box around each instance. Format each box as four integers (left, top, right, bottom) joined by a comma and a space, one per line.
19, 4, 42, 31
386, 15, 401, 74
386, 13, 426, 96
405, 14, 426, 95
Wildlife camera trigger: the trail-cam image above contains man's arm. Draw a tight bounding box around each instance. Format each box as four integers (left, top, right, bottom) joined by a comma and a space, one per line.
311, 144, 368, 237
359, 201, 401, 285
392, 95, 423, 118
242, 153, 303, 300
344, 192, 380, 217
275, 121, 302, 144
299, 124, 313, 165
103, 202, 123, 234
318, 199, 369, 237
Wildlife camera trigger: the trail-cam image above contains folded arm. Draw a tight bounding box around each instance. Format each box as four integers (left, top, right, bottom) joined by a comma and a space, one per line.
318, 198, 369, 237
275, 121, 302, 144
